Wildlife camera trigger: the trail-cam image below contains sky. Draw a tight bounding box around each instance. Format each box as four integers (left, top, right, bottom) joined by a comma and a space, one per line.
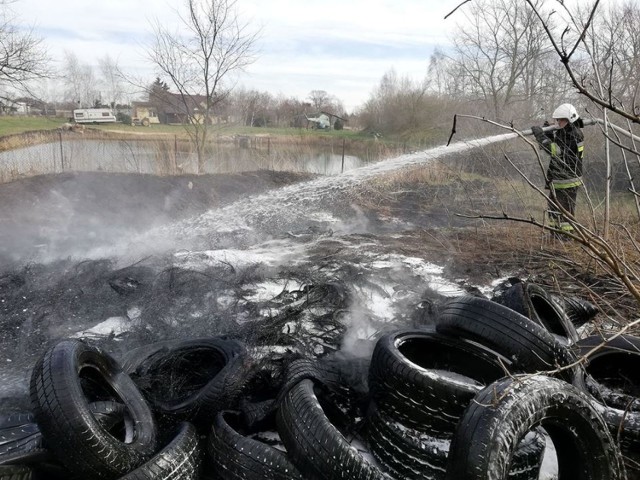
10, 0, 460, 112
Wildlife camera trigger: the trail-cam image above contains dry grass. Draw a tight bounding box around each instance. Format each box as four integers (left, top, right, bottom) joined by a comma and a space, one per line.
350, 162, 640, 330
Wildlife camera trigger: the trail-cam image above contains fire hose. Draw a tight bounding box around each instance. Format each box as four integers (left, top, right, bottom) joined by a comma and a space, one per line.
523, 117, 640, 143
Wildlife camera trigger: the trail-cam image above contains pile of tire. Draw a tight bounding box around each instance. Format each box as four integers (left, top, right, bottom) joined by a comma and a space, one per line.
0, 281, 638, 480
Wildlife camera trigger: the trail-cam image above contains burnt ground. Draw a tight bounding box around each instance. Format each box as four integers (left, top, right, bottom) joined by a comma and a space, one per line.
0, 170, 316, 265
0, 169, 613, 292
0, 169, 636, 411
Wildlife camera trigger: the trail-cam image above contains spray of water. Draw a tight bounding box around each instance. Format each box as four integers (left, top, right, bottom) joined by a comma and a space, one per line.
0, 133, 522, 406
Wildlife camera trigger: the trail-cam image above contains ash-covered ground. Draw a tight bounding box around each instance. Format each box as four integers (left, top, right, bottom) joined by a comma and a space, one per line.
0, 143, 553, 411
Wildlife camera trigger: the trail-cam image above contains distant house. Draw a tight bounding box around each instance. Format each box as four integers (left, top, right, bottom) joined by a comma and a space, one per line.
131, 102, 160, 125
133, 92, 225, 125
0, 97, 49, 116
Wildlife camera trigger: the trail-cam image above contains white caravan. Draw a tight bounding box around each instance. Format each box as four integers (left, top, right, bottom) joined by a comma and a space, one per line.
73, 108, 117, 124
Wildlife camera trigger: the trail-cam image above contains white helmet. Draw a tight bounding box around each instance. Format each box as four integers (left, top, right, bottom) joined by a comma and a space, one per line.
552, 103, 579, 123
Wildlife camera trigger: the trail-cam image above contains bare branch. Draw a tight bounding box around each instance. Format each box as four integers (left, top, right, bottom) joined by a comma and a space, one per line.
444, 0, 472, 20
146, 0, 259, 172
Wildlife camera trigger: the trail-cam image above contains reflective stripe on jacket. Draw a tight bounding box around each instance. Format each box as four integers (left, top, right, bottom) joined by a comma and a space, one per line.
543, 123, 584, 187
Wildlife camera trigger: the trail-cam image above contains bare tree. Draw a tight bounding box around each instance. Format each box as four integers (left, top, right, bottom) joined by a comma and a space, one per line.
0, 3, 50, 92
448, 0, 640, 319
98, 54, 125, 110
307, 90, 331, 111
62, 52, 98, 108
147, 0, 258, 173
358, 68, 451, 138
446, 0, 562, 122
526, 0, 640, 125
307, 90, 344, 115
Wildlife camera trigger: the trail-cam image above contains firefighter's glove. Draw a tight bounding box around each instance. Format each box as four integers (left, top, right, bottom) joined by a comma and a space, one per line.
531, 125, 546, 145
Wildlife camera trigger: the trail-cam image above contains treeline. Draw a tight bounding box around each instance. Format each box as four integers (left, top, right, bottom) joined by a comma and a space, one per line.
12, 0, 640, 144
357, 0, 640, 141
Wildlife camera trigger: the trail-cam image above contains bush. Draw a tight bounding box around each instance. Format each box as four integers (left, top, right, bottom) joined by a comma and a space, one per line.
117, 112, 131, 124
334, 119, 344, 130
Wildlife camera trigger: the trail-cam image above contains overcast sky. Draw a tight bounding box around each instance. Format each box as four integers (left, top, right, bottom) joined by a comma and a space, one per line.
11, 0, 460, 111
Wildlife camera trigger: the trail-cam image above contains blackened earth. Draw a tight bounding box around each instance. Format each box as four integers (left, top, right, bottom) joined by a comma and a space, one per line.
0, 170, 629, 412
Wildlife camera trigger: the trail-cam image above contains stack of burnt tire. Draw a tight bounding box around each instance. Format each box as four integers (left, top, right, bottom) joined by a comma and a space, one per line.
3, 281, 640, 480
0, 336, 266, 479
1, 334, 376, 480
367, 283, 632, 480
0, 337, 280, 480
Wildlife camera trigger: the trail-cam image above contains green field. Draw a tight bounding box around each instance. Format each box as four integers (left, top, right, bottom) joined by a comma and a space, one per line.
0, 116, 69, 136
0, 116, 446, 150
0, 115, 373, 139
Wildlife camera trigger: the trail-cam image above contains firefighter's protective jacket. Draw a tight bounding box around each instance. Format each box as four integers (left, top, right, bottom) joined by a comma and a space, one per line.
539, 122, 585, 189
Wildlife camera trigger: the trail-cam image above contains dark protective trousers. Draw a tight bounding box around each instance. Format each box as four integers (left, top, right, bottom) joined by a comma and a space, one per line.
548, 187, 578, 232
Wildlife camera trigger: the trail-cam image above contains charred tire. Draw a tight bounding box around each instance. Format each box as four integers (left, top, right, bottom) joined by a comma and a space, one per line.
366, 405, 448, 479
368, 327, 511, 437
89, 401, 128, 432
445, 375, 624, 480
30, 339, 157, 479
123, 338, 250, 426
367, 405, 544, 480
276, 357, 343, 403
497, 282, 578, 343
574, 334, 640, 410
590, 401, 640, 476
436, 295, 579, 382
553, 295, 599, 328
276, 379, 387, 480
0, 465, 33, 480
0, 413, 47, 466
209, 411, 302, 480
574, 334, 640, 474
276, 356, 366, 432
119, 422, 201, 480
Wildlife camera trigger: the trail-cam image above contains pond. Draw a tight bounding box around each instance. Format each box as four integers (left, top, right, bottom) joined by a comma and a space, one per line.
0, 137, 387, 180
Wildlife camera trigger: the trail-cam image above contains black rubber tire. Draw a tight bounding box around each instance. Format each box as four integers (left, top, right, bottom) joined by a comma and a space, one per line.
368, 327, 511, 437
0, 464, 33, 480
208, 411, 302, 479
0, 413, 47, 466
0, 404, 129, 467
553, 295, 599, 328
118, 422, 201, 480
574, 334, 640, 475
436, 295, 579, 382
574, 334, 640, 410
497, 283, 578, 343
445, 375, 625, 480
367, 409, 447, 479
590, 400, 640, 477
124, 337, 250, 426
275, 357, 343, 404
120, 337, 245, 374
366, 404, 545, 480
276, 379, 388, 480
275, 355, 369, 436
30, 339, 157, 479
89, 401, 128, 432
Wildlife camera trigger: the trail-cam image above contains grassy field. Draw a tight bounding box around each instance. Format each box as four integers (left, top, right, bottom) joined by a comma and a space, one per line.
0, 116, 447, 149
93, 122, 373, 140
0, 116, 69, 136
0, 115, 371, 138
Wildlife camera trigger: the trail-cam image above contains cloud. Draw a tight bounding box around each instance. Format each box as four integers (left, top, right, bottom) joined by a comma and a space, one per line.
12, 0, 454, 110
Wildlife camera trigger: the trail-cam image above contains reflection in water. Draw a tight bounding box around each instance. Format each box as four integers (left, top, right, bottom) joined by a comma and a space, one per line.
0, 138, 378, 178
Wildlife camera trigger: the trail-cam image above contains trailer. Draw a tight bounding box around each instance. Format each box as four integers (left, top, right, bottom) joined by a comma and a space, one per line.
73, 108, 117, 124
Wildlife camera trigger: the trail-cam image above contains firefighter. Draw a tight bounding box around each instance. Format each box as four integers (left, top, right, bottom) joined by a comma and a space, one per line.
531, 103, 585, 237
